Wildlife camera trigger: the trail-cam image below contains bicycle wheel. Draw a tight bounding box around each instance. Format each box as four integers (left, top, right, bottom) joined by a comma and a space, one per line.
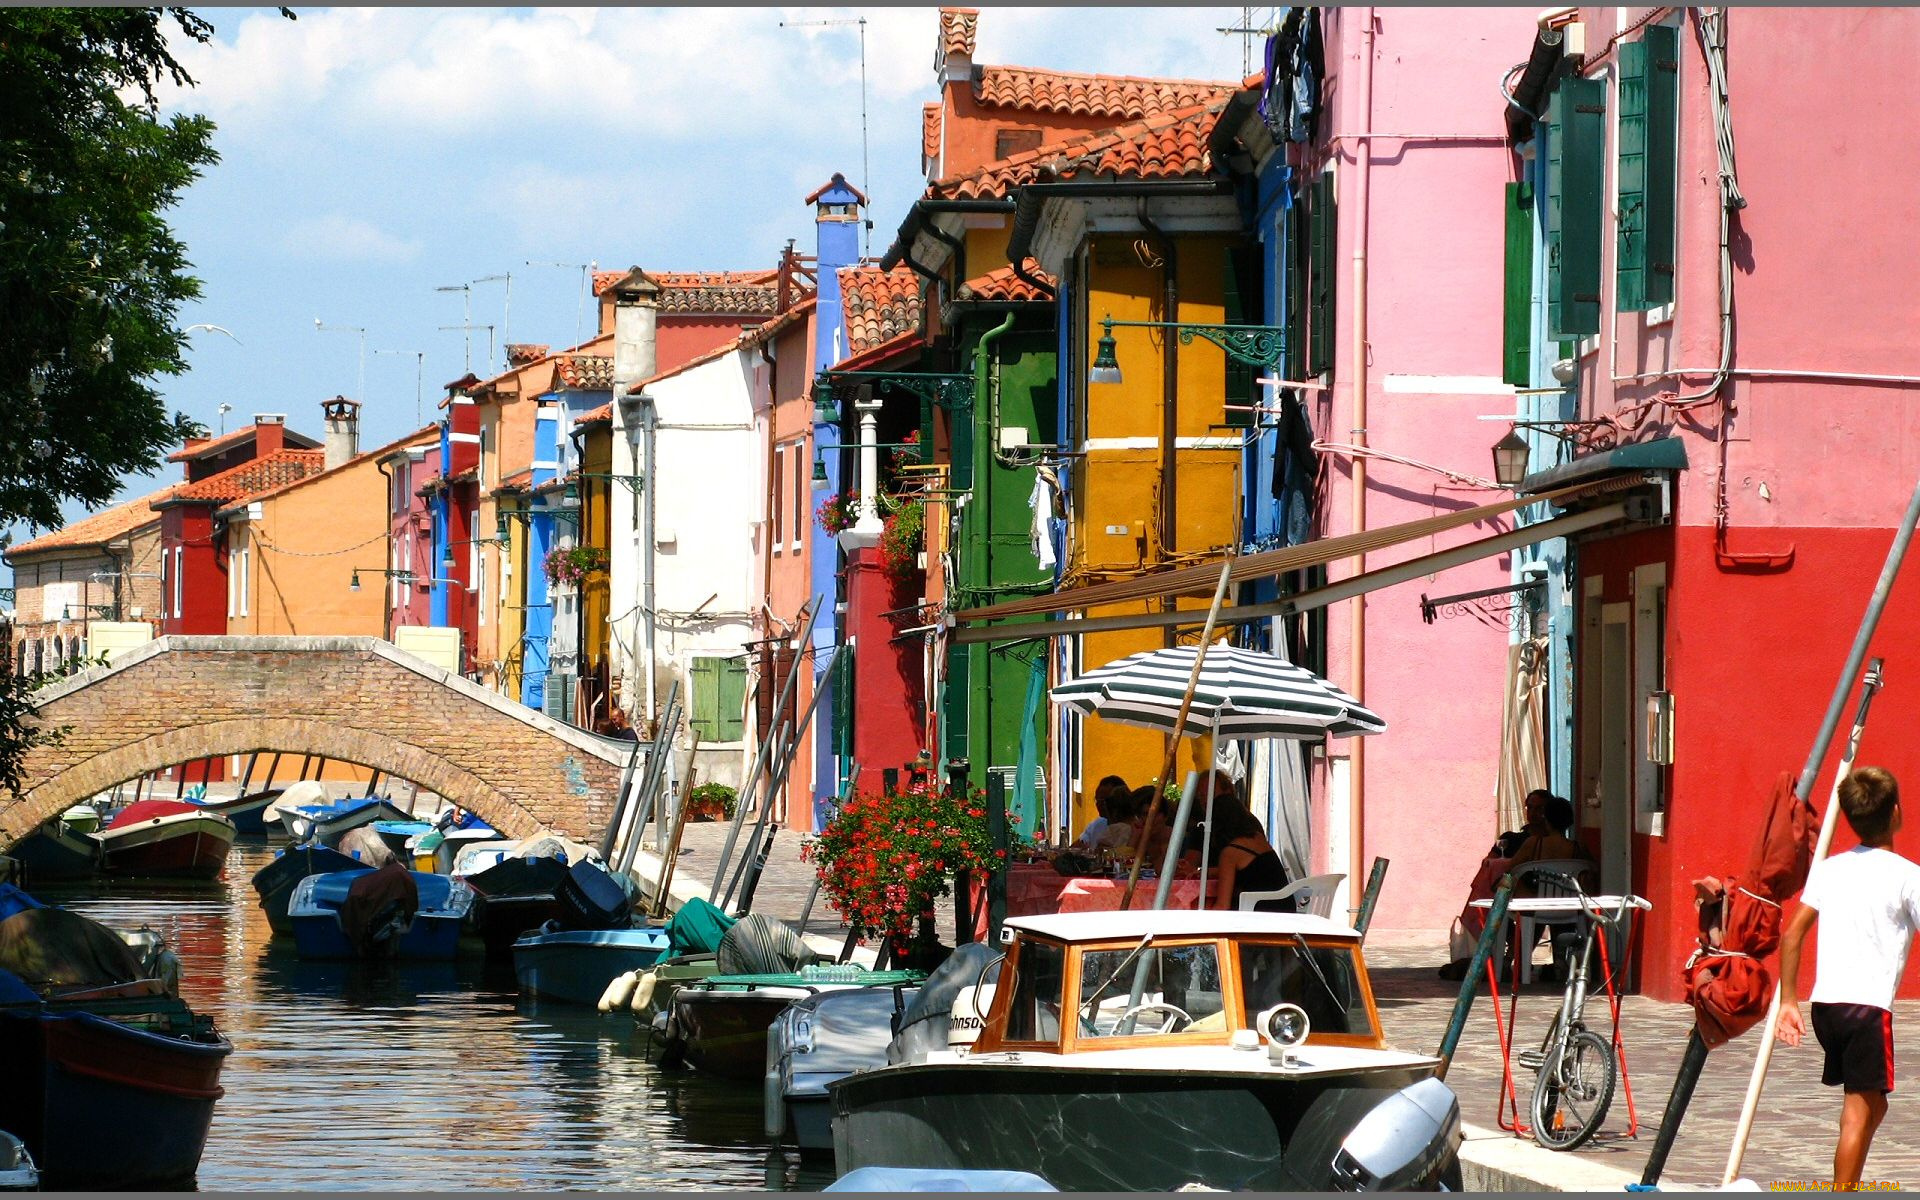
1530, 1028, 1616, 1151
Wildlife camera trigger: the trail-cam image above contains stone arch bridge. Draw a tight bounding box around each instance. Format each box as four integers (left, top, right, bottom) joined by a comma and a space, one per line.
0, 636, 631, 849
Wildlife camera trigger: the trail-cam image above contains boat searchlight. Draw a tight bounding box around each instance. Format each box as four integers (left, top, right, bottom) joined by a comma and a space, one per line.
1262, 1003, 1311, 1067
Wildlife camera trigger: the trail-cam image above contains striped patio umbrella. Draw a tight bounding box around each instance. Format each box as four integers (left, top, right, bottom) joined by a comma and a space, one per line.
1052, 644, 1386, 741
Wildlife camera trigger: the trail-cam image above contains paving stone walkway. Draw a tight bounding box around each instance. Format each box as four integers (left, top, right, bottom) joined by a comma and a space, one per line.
636, 818, 1920, 1190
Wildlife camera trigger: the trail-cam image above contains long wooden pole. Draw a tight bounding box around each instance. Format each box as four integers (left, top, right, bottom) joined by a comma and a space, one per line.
1119, 552, 1237, 909
650, 741, 700, 920
1723, 661, 1885, 1183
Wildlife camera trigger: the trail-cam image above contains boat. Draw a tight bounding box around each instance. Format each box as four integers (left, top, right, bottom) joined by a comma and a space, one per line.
768, 983, 921, 1155
512, 925, 672, 1005
282, 797, 414, 847
6, 821, 99, 883
671, 966, 923, 1083
188, 788, 281, 836
828, 909, 1463, 1192
556, 858, 634, 928
0, 889, 232, 1189
449, 840, 522, 879
373, 820, 435, 860
466, 855, 572, 957
0, 1130, 36, 1191
413, 823, 509, 875
57, 804, 100, 836
97, 800, 236, 880
632, 955, 722, 1028
288, 864, 474, 960
250, 844, 364, 936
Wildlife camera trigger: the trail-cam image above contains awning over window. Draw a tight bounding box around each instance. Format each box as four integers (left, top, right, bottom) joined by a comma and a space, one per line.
949, 482, 1657, 646
1517, 436, 1688, 496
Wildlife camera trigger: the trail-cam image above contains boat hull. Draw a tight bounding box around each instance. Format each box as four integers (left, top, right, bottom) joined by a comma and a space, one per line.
290, 911, 465, 961
0, 1007, 231, 1190
512, 928, 671, 1005
830, 1060, 1438, 1192
675, 989, 803, 1083
98, 813, 236, 880
192, 789, 280, 836
8, 826, 99, 882
473, 894, 568, 957
249, 846, 363, 936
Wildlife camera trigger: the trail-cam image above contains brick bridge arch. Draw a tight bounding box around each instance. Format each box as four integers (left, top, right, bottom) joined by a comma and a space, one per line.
0, 636, 630, 849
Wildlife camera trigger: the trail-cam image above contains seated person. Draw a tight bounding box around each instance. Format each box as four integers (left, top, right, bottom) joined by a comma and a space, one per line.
1129, 785, 1172, 867
1072, 775, 1130, 851
1507, 794, 1597, 887
1494, 788, 1553, 858
1183, 789, 1292, 911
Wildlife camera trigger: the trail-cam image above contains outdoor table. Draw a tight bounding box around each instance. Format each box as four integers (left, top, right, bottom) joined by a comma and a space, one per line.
968, 866, 1206, 939
1468, 893, 1653, 1144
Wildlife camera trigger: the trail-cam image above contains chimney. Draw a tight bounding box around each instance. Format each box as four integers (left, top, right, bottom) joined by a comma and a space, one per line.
322, 396, 361, 470
609, 267, 661, 393
253, 413, 286, 457
809, 174, 866, 373
935, 8, 978, 88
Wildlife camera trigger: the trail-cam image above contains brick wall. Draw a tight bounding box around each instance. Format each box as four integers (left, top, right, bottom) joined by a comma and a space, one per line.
0, 636, 629, 846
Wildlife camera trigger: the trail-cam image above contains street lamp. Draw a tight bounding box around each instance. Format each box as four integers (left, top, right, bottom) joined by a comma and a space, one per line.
1086, 315, 1286, 387
1492, 428, 1532, 490
314, 318, 368, 402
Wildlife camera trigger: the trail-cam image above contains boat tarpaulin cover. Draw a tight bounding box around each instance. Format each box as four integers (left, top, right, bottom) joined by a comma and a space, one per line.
0, 905, 145, 992
717, 913, 817, 976
337, 826, 397, 868
339, 861, 419, 954
667, 896, 736, 957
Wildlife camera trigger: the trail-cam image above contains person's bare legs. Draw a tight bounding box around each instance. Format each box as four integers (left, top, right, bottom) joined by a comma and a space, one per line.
1835, 1089, 1888, 1187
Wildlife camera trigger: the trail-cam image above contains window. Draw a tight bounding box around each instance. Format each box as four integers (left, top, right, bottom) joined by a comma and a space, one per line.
171, 547, 183, 618
1306, 170, 1336, 376
1501, 180, 1535, 387
689, 654, 748, 743
1616, 23, 1678, 312
790, 441, 806, 548
1546, 75, 1606, 339
1002, 939, 1066, 1043
1239, 940, 1377, 1041
1222, 246, 1260, 427
1077, 941, 1227, 1038
771, 442, 785, 550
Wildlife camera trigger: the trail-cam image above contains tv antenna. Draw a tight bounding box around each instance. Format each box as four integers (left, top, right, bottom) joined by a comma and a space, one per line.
780, 15, 871, 257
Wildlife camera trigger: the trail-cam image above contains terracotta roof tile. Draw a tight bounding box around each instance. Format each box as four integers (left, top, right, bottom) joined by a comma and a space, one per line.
973, 66, 1233, 121
839, 266, 922, 357
6, 484, 178, 558
579, 402, 612, 424
498, 468, 534, 491
505, 343, 550, 365
164, 450, 327, 506
165, 422, 320, 463
554, 355, 615, 390
921, 104, 943, 175
591, 268, 781, 316
939, 7, 978, 59
929, 99, 1228, 200
955, 264, 1056, 304
804, 173, 868, 206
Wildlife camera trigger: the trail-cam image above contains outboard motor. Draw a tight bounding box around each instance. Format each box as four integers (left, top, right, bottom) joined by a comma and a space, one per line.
1328, 1077, 1461, 1191
886, 941, 995, 1064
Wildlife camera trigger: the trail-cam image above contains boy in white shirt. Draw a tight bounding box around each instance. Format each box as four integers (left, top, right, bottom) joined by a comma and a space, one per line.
1778, 766, 1920, 1188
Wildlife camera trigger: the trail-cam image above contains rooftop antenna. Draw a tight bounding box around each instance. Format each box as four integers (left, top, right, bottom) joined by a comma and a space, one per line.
434, 282, 473, 372
374, 348, 426, 426
1218, 7, 1279, 79
526, 260, 597, 349
780, 14, 870, 257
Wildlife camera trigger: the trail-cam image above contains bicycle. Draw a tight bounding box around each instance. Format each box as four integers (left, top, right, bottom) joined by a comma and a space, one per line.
1515, 873, 1627, 1151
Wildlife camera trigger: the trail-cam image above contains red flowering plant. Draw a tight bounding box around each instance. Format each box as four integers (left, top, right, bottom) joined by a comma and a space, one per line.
815, 491, 859, 536
543, 544, 607, 587
802, 775, 996, 951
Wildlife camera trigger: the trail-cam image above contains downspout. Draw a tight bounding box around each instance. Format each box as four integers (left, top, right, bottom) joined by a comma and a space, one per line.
570, 425, 592, 724
1138, 204, 1179, 603
1348, 8, 1376, 902
951, 311, 1019, 768
375, 458, 395, 642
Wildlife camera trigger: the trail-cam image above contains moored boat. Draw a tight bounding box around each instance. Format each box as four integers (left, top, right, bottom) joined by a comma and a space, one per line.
189, 788, 281, 836
374, 820, 435, 860
828, 909, 1462, 1191
467, 855, 571, 957
512, 926, 672, 1004
58, 804, 100, 836
283, 797, 414, 847
768, 983, 921, 1154
0, 1129, 36, 1191
7, 821, 100, 883
672, 967, 922, 1083
288, 865, 474, 960
250, 844, 363, 936
413, 822, 509, 875
97, 801, 236, 880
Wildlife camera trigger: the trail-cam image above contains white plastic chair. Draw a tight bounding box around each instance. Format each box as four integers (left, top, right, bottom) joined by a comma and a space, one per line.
1239, 872, 1347, 918
1508, 858, 1594, 984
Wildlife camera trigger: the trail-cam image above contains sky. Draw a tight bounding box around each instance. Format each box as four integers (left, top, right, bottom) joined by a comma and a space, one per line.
10, 5, 1259, 569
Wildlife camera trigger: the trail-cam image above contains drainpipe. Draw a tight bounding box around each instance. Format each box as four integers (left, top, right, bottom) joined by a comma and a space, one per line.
375, 458, 395, 642
949, 312, 1019, 766
1138, 204, 1179, 605
1347, 8, 1376, 902
570, 425, 592, 723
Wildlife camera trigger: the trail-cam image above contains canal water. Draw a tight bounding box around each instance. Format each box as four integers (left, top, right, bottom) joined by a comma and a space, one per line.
41, 842, 837, 1192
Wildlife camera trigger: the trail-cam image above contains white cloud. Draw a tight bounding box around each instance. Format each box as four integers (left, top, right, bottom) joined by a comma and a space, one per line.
279, 213, 423, 263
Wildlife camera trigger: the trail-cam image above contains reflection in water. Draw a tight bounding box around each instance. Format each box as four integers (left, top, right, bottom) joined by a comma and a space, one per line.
40, 844, 835, 1192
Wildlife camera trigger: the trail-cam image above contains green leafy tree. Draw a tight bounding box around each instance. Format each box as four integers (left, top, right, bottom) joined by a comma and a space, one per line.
0, 7, 241, 532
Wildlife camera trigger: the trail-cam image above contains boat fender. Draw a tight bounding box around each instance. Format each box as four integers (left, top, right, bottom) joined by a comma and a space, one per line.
600, 970, 640, 1013
763, 1058, 788, 1141
155, 948, 182, 997
630, 970, 659, 1014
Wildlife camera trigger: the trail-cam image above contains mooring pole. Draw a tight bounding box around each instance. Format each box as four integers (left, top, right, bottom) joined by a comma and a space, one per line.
1436, 878, 1512, 1080
1354, 855, 1391, 937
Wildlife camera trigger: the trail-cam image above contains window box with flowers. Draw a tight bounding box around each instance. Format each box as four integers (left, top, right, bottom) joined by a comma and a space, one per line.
544, 544, 608, 587
878, 499, 924, 582
802, 776, 996, 960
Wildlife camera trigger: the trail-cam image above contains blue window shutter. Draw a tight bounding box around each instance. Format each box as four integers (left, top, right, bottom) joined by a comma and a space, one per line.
1643, 23, 1679, 307
1547, 76, 1606, 338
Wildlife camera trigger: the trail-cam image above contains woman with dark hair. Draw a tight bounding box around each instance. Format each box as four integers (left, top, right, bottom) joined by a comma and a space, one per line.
1184, 789, 1291, 910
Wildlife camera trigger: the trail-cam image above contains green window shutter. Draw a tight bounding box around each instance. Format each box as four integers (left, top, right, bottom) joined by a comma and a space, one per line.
1222, 245, 1257, 427
718, 658, 746, 742
1616, 38, 1650, 311
1546, 76, 1605, 339
1502, 181, 1535, 386
691, 657, 720, 741
1308, 171, 1335, 376
1642, 23, 1679, 307
1285, 203, 1308, 382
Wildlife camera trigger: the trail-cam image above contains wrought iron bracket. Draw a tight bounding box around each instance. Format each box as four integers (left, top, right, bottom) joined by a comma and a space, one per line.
815, 369, 975, 412
1102, 317, 1287, 370
1419, 578, 1546, 629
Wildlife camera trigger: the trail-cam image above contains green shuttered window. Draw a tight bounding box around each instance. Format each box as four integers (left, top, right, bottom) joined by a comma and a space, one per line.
1307, 171, 1335, 376
1502, 181, 1534, 387
691, 655, 747, 743
1222, 245, 1259, 427
1617, 24, 1678, 311
1546, 76, 1606, 339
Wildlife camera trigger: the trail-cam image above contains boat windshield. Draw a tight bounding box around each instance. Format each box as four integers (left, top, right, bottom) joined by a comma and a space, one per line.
1077, 941, 1226, 1038
1002, 939, 1068, 1043
1238, 939, 1374, 1039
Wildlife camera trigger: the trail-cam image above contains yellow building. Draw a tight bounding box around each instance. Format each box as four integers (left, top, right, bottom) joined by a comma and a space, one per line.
573, 411, 614, 726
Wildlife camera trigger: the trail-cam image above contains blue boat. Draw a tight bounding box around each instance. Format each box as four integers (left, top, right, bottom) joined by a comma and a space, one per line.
372, 820, 434, 859
282, 798, 414, 847
188, 788, 280, 836
512, 926, 672, 1005
288, 867, 474, 961
249, 845, 363, 936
